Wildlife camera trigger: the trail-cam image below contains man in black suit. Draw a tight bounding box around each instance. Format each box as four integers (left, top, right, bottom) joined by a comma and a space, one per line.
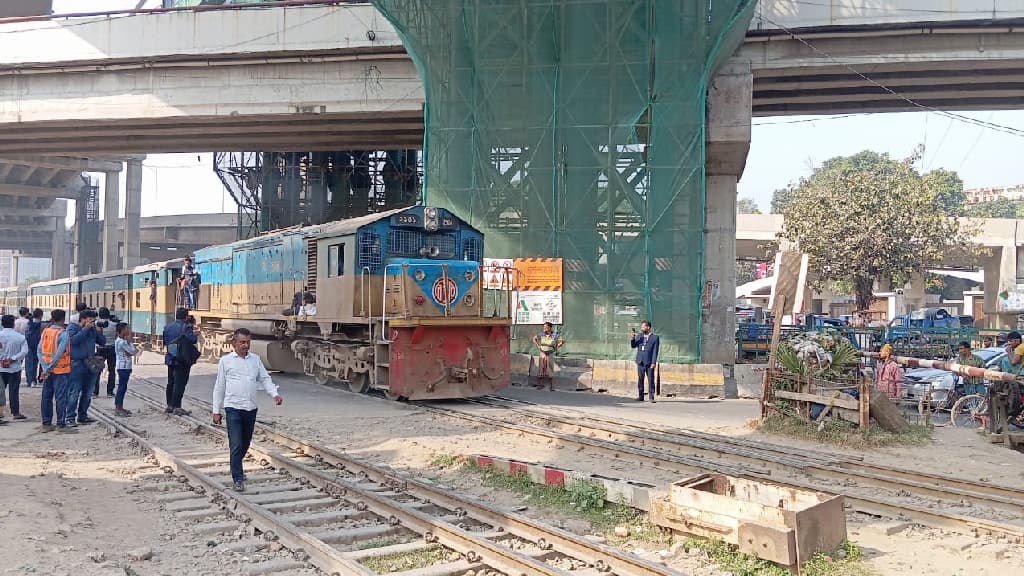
630, 320, 660, 403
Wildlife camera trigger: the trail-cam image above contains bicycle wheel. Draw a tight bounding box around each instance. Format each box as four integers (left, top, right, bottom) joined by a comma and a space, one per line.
950, 394, 986, 428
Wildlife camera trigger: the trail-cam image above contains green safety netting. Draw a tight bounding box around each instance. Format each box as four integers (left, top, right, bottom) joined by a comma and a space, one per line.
373, 0, 754, 362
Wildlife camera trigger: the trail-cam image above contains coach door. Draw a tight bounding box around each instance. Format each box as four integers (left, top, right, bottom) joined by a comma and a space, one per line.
231, 250, 247, 314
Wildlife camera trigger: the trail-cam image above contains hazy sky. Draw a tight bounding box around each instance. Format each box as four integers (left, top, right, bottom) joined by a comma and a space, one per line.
52, 1, 1024, 220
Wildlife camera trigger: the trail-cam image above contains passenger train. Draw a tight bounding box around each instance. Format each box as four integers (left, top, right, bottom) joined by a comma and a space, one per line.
8, 206, 512, 400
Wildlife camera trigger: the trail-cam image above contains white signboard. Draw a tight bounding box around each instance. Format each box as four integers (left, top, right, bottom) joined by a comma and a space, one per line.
513, 291, 562, 325
482, 258, 514, 290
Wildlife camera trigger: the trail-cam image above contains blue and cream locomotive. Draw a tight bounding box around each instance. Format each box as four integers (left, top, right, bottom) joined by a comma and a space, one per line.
23, 206, 511, 400
188, 205, 511, 400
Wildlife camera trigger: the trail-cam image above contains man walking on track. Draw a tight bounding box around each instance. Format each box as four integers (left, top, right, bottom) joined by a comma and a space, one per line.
211, 328, 282, 492
630, 320, 660, 403
38, 310, 73, 433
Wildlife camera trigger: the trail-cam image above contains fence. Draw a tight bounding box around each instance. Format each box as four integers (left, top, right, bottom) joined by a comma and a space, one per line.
737, 324, 1007, 363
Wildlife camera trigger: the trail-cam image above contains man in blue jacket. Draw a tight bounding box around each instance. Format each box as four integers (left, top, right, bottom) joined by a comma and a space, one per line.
630, 320, 660, 403
65, 309, 105, 425
163, 307, 198, 415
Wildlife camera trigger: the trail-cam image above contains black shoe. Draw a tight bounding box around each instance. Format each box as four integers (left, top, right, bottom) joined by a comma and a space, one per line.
77, 417, 97, 425
232, 481, 245, 492
165, 407, 174, 414
173, 408, 192, 416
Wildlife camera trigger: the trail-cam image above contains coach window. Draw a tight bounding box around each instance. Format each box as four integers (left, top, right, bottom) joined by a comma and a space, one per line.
327, 243, 345, 277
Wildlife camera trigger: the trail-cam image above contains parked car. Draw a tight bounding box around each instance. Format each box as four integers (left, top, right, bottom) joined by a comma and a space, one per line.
900, 347, 1006, 407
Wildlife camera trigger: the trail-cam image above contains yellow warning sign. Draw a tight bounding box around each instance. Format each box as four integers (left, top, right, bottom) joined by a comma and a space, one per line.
513, 258, 562, 291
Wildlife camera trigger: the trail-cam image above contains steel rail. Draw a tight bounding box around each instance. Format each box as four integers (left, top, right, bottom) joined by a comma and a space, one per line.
467, 398, 1024, 513
483, 396, 1024, 504
127, 382, 685, 576
88, 405, 377, 576
419, 403, 1024, 542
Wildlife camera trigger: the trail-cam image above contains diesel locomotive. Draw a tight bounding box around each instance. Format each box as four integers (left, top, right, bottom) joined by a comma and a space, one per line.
21, 206, 512, 401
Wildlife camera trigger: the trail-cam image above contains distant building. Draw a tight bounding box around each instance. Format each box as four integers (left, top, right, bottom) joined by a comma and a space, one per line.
965, 184, 1024, 205
0, 251, 11, 289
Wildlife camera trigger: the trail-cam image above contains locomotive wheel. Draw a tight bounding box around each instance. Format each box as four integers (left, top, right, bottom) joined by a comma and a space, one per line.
348, 372, 371, 394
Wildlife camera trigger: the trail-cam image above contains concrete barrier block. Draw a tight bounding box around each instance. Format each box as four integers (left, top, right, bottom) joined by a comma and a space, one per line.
734, 364, 765, 399
466, 454, 659, 511
511, 355, 726, 399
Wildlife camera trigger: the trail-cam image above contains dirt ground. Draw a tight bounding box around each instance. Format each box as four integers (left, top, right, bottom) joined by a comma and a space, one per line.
3, 353, 1022, 575
0, 391, 254, 575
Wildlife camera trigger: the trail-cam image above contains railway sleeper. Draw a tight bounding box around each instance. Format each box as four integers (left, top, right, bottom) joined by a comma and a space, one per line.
315, 524, 410, 546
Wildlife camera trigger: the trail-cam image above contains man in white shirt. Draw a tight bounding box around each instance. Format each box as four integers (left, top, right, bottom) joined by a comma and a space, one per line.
211, 328, 282, 492
0, 314, 29, 422
14, 308, 30, 335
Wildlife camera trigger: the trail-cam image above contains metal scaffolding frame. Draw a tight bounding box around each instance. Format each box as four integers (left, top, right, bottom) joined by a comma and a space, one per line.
214, 150, 422, 238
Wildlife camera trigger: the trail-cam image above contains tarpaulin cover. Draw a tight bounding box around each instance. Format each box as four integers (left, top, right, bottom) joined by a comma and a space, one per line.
372, 0, 754, 362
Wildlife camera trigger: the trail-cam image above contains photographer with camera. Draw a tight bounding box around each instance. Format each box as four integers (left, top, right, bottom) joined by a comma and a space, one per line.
66, 310, 106, 426
93, 307, 120, 397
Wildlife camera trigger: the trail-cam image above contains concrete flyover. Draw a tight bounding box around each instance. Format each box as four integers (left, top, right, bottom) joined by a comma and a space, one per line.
744, 1, 1024, 115
0, 3, 423, 155
0, 1, 1021, 157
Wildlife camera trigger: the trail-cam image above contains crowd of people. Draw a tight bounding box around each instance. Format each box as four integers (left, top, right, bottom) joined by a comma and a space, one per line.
0, 303, 284, 494
0, 304, 144, 429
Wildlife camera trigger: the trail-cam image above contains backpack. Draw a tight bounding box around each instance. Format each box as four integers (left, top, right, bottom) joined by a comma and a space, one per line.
167, 323, 200, 366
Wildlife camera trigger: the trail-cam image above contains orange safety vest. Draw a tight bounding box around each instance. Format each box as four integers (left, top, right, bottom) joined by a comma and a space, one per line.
40, 325, 71, 375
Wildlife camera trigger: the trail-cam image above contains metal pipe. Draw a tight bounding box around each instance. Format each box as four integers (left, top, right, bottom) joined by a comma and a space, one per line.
221, 318, 277, 336
862, 351, 1021, 382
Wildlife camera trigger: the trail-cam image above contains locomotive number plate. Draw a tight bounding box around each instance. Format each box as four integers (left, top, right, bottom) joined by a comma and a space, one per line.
432, 277, 459, 305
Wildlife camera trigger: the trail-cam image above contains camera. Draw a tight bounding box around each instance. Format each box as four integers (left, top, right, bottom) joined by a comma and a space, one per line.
96, 319, 109, 329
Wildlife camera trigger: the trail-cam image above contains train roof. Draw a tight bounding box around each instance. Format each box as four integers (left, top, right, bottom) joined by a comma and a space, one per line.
318, 207, 408, 236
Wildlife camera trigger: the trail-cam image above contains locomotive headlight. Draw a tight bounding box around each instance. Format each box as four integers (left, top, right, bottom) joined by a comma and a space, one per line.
424, 207, 440, 232
464, 270, 475, 282
463, 294, 475, 307
414, 269, 426, 281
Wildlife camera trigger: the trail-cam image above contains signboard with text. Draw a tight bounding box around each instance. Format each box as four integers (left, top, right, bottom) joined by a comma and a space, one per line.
513, 258, 563, 291
513, 291, 562, 325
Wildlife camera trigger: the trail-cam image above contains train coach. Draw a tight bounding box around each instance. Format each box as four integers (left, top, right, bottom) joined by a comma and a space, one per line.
189, 205, 512, 400
0, 286, 27, 315
25, 260, 186, 347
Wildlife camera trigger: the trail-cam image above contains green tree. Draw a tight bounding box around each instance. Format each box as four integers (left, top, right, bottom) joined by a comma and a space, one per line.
770, 186, 795, 214
779, 150, 974, 311
737, 197, 761, 214
963, 196, 1018, 219
922, 168, 965, 215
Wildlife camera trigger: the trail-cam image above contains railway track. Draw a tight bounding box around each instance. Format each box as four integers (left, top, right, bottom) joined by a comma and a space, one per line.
116, 379, 682, 576
416, 395, 1024, 542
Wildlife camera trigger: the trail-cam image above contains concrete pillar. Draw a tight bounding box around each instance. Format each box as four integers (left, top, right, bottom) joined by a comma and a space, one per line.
984, 244, 1017, 329
9, 253, 18, 286
102, 170, 121, 271
123, 158, 143, 268
50, 199, 69, 279
702, 60, 752, 372
905, 273, 926, 313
